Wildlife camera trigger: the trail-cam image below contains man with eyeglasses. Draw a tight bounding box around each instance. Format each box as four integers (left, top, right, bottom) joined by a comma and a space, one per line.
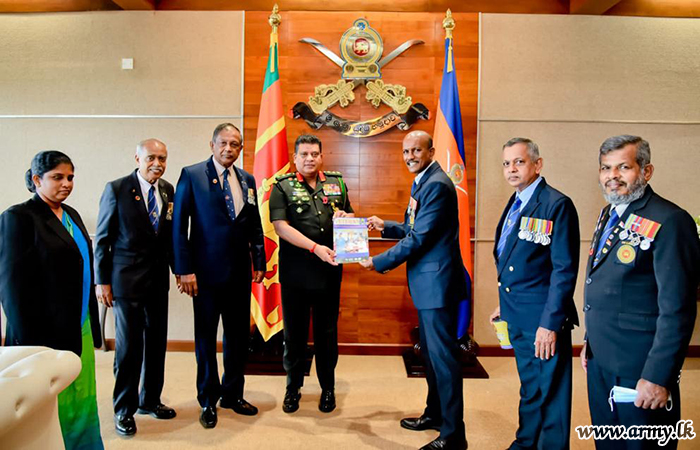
490, 137, 579, 450
172, 123, 265, 429
269, 134, 353, 414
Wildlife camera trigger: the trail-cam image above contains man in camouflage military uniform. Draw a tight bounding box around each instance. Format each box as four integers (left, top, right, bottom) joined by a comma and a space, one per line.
269, 134, 353, 414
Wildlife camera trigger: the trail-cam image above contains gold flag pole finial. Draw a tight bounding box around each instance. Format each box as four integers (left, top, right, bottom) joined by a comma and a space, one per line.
268, 4, 281, 72
442, 9, 455, 73
443, 9, 455, 38
269, 4, 281, 32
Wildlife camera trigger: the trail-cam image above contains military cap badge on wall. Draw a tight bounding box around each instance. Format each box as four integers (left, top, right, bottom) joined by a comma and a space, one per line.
291, 19, 429, 138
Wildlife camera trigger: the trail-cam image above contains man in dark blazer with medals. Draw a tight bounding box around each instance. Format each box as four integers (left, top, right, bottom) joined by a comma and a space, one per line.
94, 138, 176, 436
581, 135, 699, 449
172, 123, 265, 429
361, 130, 467, 450
269, 134, 353, 415
489, 138, 579, 450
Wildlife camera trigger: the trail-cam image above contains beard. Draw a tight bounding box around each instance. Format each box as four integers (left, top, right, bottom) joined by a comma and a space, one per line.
600, 174, 647, 205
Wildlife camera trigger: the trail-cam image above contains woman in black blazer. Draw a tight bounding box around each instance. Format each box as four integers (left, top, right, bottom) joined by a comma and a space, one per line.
0, 151, 104, 449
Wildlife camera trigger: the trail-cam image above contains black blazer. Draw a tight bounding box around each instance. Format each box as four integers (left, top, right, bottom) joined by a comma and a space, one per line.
584, 186, 700, 389
94, 170, 175, 298
494, 178, 580, 332
0, 195, 102, 355
172, 157, 265, 286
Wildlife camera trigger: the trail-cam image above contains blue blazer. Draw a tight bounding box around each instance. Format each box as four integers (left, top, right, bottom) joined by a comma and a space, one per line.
373, 162, 467, 310
494, 178, 580, 332
172, 157, 265, 286
584, 186, 699, 389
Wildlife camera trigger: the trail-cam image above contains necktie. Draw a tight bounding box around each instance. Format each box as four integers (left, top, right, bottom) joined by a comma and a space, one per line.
594, 208, 619, 261
148, 185, 159, 232
222, 168, 237, 221
497, 197, 522, 258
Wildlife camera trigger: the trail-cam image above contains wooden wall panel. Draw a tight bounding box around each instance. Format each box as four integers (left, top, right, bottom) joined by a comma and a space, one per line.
244, 11, 478, 345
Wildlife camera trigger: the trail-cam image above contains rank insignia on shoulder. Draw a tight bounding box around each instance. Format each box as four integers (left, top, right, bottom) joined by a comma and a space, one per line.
324, 170, 342, 177
276, 173, 295, 182
517, 216, 553, 246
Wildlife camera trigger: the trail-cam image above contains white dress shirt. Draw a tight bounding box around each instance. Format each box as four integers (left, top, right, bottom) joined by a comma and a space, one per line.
136, 170, 162, 212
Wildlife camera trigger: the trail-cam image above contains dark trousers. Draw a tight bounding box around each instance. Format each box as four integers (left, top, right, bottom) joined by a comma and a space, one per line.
113, 292, 169, 416
417, 305, 465, 441
281, 283, 340, 391
193, 280, 251, 407
508, 324, 572, 450
587, 352, 681, 450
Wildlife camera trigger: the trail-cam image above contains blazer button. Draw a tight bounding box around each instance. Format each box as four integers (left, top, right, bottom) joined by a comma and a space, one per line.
497, 282, 502, 287
320, 228, 324, 232
584, 304, 591, 312
586, 278, 592, 285
505, 287, 510, 293
508, 266, 514, 272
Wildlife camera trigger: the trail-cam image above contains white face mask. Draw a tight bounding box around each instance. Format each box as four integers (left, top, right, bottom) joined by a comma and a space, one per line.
608, 386, 673, 412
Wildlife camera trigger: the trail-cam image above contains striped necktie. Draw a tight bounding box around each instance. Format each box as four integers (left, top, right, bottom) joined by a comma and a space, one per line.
222, 168, 237, 221
594, 208, 619, 263
148, 185, 159, 232
497, 197, 522, 258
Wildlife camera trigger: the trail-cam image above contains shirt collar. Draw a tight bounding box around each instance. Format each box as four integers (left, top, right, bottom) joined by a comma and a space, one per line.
211, 157, 233, 178
610, 203, 630, 217
414, 160, 436, 185
514, 176, 543, 211
136, 170, 157, 191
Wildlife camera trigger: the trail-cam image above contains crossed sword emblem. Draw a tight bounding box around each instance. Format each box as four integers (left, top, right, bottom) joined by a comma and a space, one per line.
300, 38, 424, 114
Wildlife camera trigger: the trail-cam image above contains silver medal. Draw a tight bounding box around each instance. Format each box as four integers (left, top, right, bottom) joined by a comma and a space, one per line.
640, 239, 651, 251
526, 231, 534, 242
518, 230, 528, 240
534, 233, 542, 244
543, 236, 551, 246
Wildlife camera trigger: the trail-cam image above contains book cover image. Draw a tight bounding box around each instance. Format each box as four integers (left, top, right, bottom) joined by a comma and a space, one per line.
333, 217, 370, 264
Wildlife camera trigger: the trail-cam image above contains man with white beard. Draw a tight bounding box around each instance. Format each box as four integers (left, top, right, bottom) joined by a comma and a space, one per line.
580, 135, 700, 449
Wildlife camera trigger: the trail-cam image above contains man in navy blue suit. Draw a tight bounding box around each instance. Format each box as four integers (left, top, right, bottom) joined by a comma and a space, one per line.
172, 123, 265, 429
490, 137, 579, 450
361, 130, 467, 450
581, 135, 699, 449
95, 138, 177, 436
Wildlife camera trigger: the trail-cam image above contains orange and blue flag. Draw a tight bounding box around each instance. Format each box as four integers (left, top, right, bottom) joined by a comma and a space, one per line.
251, 21, 290, 341
433, 33, 473, 338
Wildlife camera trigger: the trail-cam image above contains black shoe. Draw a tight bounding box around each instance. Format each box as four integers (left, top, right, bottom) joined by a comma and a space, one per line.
283, 389, 301, 413
400, 415, 442, 431
199, 406, 217, 429
419, 436, 468, 450
220, 398, 258, 416
137, 403, 177, 420
319, 389, 336, 413
114, 414, 136, 436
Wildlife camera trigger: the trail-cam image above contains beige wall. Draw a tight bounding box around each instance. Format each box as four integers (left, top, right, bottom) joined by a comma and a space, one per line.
0, 11, 245, 341
475, 13, 700, 346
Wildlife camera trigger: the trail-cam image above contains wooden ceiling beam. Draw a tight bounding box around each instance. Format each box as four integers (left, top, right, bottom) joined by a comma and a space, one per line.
157, 0, 569, 14
570, 0, 622, 14
0, 0, 119, 12
110, 0, 155, 9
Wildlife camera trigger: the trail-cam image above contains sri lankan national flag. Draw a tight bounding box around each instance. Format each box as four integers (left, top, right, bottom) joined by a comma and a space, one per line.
251, 22, 290, 341
433, 28, 473, 339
